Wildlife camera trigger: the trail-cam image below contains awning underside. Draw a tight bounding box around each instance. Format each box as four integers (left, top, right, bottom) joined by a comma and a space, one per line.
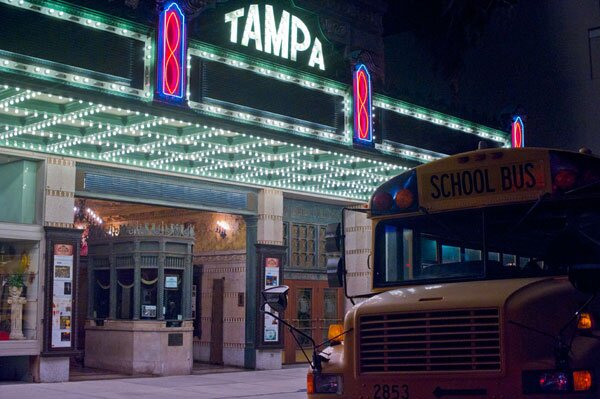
0, 83, 422, 202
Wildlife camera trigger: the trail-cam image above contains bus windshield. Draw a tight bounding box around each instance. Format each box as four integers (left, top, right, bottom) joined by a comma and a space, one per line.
373, 197, 600, 287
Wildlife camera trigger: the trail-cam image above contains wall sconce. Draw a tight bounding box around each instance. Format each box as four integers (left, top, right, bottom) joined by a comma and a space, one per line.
215, 221, 229, 239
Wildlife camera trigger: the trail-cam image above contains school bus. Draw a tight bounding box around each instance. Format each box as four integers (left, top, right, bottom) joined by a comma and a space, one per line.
304, 147, 600, 398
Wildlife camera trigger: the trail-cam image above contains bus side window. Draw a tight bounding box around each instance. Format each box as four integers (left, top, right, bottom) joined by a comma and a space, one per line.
441, 244, 461, 263
503, 254, 517, 267
421, 238, 438, 267
465, 248, 482, 261
519, 257, 530, 268
488, 252, 500, 262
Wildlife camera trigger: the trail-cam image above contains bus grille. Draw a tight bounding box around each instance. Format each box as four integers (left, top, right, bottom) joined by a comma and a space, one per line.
359, 309, 501, 373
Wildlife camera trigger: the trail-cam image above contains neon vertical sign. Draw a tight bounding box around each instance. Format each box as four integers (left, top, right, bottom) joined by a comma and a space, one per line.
157, 2, 186, 102
353, 64, 373, 145
511, 116, 525, 148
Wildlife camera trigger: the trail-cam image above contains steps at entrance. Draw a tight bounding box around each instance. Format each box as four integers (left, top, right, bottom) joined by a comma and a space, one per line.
191, 362, 245, 375
69, 363, 244, 381
69, 367, 150, 382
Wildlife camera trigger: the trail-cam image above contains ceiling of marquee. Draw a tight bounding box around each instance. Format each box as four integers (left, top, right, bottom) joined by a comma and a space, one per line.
0, 83, 421, 202
79, 199, 197, 224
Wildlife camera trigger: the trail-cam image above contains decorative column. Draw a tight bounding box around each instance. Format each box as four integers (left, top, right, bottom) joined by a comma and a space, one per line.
257, 189, 284, 247
8, 289, 27, 340
243, 214, 258, 369
44, 158, 76, 230
253, 189, 285, 370
182, 242, 193, 320
109, 243, 117, 320
133, 240, 141, 320
157, 239, 166, 320
40, 157, 77, 383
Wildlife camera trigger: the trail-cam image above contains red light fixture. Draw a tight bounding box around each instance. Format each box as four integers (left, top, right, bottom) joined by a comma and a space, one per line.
157, 2, 186, 102
395, 189, 414, 209
371, 191, 393, 211
511, 116, 525, 148
353, 64, 373, 145
554, 169, 578, 191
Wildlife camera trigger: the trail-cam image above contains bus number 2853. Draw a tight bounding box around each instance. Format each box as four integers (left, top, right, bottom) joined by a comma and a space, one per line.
373, 384, 409, 399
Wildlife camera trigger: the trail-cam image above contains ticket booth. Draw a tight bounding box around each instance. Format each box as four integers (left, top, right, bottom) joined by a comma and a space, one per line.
84, 224, 194, 376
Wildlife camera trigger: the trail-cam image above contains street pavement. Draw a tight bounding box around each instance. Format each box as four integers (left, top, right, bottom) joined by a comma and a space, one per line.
0, 366, 308, 399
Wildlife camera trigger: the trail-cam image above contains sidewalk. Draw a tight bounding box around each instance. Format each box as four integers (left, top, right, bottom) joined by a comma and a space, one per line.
0, 366, 308, 399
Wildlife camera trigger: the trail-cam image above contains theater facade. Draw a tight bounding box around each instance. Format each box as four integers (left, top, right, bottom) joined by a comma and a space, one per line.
0, 0, 509, 382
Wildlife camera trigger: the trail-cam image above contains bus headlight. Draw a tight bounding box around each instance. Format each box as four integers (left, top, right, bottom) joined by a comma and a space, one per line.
308, 373, 343, 395
522, 370, 593, 394
538, 371, 569, 392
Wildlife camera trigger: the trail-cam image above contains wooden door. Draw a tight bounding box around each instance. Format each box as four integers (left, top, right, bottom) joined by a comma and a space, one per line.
209, 278, 224, 365
283, 280, 343, 364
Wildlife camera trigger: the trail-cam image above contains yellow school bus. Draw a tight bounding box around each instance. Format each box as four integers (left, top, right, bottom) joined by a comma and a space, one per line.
306, 147, 600, 398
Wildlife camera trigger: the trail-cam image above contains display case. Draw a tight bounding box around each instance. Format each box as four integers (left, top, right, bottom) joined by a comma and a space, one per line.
0, 241, 40, 342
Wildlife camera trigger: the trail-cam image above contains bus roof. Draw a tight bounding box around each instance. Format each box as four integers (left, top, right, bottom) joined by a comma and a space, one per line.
369, 147, 600, 217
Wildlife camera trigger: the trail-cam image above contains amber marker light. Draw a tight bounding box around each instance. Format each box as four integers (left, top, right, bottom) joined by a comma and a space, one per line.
328, 324, 345, 344
577, 312, 593, 329
573, 370, 593, 391
395, 188, 414, 209
307, 372, 315, 394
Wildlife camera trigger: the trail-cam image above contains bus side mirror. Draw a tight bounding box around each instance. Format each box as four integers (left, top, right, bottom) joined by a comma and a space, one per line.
569, 264, 600, 294
262, 285, 289, 312
326, 223, 345, 288
327, 256, 345, 288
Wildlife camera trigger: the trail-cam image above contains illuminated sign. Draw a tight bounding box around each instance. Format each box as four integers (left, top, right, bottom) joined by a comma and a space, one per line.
353, 64, 373, 145
418, 149, 550, 212
511, 116, 525, 148
157, 2, 186, 102
224, 4, 325, 71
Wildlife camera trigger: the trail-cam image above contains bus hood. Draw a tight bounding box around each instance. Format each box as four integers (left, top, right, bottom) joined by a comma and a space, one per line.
353, 277, 562, 315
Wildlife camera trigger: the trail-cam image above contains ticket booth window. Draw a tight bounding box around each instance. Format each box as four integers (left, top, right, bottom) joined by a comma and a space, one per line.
116, 269, 134, 319
164, 269, 183, 324
93, 269, 110, 320
141, 269, 158, 319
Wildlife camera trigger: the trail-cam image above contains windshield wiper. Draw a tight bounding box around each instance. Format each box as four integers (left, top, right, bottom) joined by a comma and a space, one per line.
565, 178, 600, 195
509, 192, 550, 234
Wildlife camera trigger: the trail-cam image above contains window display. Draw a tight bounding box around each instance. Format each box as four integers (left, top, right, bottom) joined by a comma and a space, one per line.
0, 242, 37, 341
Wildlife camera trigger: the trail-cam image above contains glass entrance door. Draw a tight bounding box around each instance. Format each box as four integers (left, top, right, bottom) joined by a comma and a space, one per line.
283, 280, 343, 364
